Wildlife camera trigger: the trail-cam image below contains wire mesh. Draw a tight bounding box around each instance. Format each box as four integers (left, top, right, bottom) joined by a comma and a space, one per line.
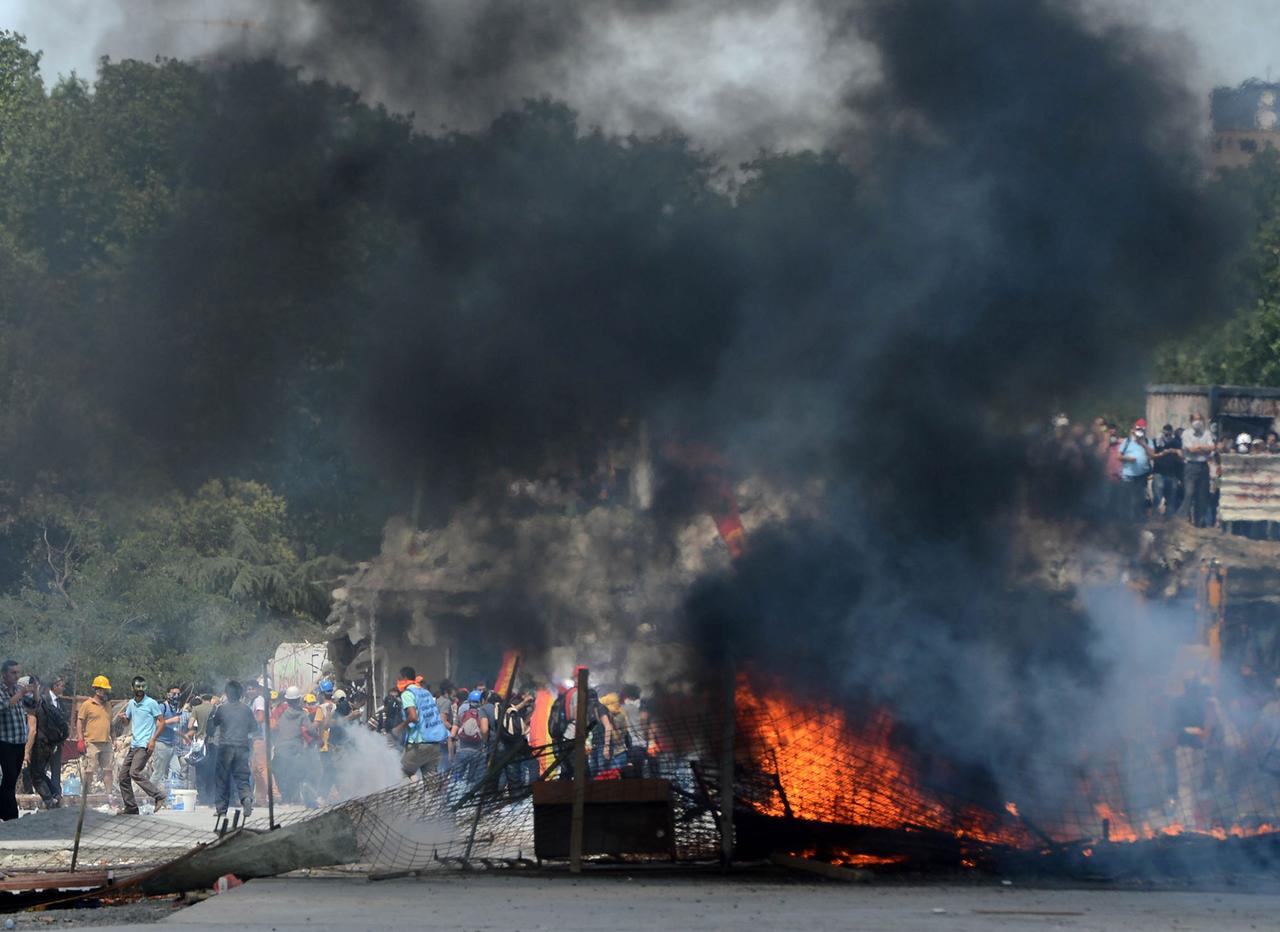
4, 695, 1280, 879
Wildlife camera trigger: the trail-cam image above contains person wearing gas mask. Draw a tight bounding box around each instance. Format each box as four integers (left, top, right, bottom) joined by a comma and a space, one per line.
1183, 414, 1216, 528
115, 676, 167, 814
150, 685, 187, 788
1118, 418, 1154, 519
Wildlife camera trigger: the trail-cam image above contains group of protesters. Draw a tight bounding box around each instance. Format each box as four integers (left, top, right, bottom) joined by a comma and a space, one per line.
1038, 412, 1280, 533
0, 663, 362, 821
1, 655, 668, 822
384, 668, 655, 794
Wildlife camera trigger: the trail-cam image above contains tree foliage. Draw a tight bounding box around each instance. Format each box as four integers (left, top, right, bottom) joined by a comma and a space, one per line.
1156, 149, 1280, 385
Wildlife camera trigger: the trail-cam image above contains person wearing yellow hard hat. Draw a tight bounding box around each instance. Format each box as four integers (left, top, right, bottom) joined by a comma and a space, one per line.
75, 675, 118, 803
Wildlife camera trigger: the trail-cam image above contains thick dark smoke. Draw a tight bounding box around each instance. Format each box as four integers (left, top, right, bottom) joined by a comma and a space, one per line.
681, 0, 1237, 798
68, 0, 1239, 798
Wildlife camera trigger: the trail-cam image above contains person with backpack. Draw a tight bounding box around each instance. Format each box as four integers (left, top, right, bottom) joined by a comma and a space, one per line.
29, 675, 70, 808
598, 691, 632, 774
451, 689, 490, 785
548, 678, 612, 781
496, 691, 533, 794
394, 667, 448, 780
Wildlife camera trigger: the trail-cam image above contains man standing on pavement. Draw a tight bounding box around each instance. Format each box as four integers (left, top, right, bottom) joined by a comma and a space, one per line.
206, 681, 257, 821
1118, 418, 1154, 519
29, 675, 70, 808
1152, 424, 1183, 517
272, 686, 316, 804
312, 680, 338, 803
115, 676, 167, 814
395, 667, 449, 780
77, 676, 117, 803
149, 685, 186, 788
1183, 414, 1216, 528
0, 660, 34, 820
246, 682, 275, 805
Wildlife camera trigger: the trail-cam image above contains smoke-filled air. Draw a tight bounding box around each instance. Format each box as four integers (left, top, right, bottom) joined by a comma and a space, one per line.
7, 0, 1280, 887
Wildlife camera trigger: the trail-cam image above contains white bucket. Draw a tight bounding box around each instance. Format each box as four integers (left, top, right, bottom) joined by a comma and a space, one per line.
172, 789, 198, 812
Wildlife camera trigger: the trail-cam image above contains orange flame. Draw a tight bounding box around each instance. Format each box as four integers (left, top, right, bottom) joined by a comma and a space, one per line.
735, 680, 1029, 847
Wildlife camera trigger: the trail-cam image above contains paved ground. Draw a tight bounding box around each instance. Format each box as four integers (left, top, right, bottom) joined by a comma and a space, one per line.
24, 873, 1280, 932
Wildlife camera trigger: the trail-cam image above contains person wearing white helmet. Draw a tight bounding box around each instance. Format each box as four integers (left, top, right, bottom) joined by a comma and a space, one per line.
272, 686, 318, 805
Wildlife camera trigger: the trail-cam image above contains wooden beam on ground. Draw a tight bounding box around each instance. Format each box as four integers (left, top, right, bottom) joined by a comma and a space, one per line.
770, 852, 872, 882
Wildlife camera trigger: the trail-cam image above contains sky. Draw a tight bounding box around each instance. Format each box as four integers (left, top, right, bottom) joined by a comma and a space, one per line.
1, 0, 1277, 154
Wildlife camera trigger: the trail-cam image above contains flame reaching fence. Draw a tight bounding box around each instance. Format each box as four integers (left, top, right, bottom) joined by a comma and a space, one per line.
6, 691, 1280, 893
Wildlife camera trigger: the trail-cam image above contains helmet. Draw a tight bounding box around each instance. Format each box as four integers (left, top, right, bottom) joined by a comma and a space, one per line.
271, 690, 279, 700
333, 689, 347, 700
468, 689, 483, 703
284, 686, 302, 700
304, 693, 317, 704
319, 678, 334, 694
92, 675, 111, 690
1237, 432, 1254, 452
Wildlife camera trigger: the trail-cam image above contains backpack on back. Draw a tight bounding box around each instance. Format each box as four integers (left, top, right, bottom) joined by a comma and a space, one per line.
457, 707, 485, 748
40, 697, 70, 744
548, 694, 568, 741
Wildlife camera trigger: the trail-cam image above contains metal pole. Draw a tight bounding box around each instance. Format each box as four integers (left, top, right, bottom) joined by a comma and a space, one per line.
370, 619, 379, 727
720, 660, 736, 865
70, 756, 89, 870
262, 660, 276, 830
569, 667, 590, 873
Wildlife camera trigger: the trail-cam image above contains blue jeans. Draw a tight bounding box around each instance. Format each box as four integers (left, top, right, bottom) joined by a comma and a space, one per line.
1152, 474, 1180, 516
451, 747, 485, 785
1184, 462, 1211, 527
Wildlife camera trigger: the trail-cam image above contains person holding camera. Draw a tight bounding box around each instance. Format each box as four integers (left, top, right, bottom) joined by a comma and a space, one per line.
0, 659, 35, 820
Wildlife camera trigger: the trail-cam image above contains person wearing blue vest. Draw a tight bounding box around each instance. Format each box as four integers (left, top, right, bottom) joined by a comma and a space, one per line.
394, 666, 449, 779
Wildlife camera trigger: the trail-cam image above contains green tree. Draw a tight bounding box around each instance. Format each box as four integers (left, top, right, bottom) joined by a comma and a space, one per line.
1157, 149, 1280, 384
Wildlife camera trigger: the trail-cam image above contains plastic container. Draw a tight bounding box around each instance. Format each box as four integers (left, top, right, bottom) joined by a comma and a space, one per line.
172, 789, 197, 812
139, 798, 155, 816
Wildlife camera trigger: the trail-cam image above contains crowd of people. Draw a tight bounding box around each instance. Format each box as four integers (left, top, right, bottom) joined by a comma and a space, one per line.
0, 656, 664, 822
1037, 412, 1280, 534
383, 668, 653, 792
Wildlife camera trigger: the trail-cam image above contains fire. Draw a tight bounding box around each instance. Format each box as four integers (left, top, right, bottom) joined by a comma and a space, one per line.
733, 677, 1280, 858
1093, 802, 1138, 843
734, 679, 1029, 847
793, 847, 907, 868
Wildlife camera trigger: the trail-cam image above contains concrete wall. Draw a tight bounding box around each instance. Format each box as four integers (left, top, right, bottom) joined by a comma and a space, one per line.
1146, 388, 1209, 430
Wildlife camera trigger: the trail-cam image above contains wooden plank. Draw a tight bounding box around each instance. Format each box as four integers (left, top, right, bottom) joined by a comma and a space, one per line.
569, 667, 589, 874
0, 871, 110, 892
769, 852, 871, 882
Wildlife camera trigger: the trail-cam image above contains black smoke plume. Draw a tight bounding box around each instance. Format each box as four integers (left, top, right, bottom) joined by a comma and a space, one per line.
42, 1, 1241, 796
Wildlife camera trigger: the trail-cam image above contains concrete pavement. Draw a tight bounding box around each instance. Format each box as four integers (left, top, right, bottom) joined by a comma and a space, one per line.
60, 873, 1280, 932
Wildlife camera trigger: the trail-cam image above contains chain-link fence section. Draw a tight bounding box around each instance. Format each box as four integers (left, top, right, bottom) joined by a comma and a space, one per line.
4, 694, 1280, 885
